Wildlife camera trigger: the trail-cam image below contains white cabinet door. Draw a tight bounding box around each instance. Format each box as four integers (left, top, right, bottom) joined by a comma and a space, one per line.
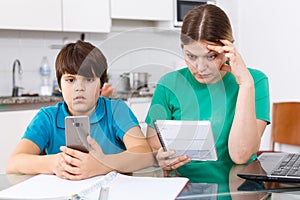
127, 97, 152, 136
111, 0, 173, 21
127, 97, 151, 123
0, 0, 62, 31
0, 0, 111, 33
0, 110, 38, 174
62, 0, 111, 33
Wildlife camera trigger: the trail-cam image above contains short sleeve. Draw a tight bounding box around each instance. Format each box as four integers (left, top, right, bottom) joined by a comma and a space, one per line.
110, 100, 140, 140
22, 109, 52, 152
252, 69, 270, 124
145, 75, 175, 128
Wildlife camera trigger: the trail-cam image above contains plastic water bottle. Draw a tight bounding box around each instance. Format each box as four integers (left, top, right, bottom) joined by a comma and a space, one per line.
39, 56, 52, 96
52, 78, 61, 96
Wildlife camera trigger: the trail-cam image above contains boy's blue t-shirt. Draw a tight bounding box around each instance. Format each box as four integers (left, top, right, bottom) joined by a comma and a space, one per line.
23, 97, 139, 154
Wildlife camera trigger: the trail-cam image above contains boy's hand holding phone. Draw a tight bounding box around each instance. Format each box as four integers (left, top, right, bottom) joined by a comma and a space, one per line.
60, 136, 112, 180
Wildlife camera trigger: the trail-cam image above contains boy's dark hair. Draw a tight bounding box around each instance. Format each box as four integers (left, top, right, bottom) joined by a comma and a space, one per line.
55, 40, 108, 89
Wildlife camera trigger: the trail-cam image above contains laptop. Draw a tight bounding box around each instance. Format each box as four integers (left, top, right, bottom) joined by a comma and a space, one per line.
237, 152, 300, 183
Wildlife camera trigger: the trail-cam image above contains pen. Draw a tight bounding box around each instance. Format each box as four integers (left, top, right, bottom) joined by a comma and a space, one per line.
98, 186, 110, 200
153, 120, 167, 151
75, 171, 117, 199
69, 194, 81, 200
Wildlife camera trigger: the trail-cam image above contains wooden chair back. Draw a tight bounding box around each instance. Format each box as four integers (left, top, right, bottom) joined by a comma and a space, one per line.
271, 102, 300, 151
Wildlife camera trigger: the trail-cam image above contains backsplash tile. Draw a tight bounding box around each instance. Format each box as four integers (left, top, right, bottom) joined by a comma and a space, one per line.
0, 28, 184, 97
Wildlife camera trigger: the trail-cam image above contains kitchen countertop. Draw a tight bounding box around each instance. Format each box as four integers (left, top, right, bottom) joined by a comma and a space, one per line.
0, 96, 63, 112
0, 91, 153, 112
110, 88, 154, 100
0, 96, 63, 105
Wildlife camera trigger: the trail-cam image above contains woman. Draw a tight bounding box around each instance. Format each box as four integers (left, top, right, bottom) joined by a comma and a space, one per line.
145, 4, 270, 179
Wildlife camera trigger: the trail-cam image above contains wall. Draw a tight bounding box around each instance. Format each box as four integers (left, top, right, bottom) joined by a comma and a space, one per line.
238, 0, 300, 152
0, 30, 74, 96
98, 26, 183, 89
0, 23, 183, 97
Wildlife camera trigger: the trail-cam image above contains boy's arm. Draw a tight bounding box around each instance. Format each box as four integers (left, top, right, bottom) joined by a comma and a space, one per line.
111, 126, 155, 171
146, 126, 161, 151
59, 126, 156, 180
90, 126, 155, 173
6, 139, 62, 175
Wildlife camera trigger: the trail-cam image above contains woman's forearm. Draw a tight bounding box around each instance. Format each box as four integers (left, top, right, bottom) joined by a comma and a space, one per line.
228, 83, 261, 164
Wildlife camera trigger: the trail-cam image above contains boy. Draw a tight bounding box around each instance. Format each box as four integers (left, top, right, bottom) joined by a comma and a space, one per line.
7, 40, 154, 180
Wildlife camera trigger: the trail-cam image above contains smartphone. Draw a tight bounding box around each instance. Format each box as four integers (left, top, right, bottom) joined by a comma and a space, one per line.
65, 116, 91, 153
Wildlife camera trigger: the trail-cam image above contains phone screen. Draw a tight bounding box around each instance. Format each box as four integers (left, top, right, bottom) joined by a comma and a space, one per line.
65, 116, 90, 153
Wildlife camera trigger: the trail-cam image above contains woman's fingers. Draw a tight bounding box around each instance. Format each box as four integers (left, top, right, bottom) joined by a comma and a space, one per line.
101, 83, 114, 96
156, 148, 175, 160
220, 63, 232, 72
207, 39, 234, 54
156, 148, 191, 170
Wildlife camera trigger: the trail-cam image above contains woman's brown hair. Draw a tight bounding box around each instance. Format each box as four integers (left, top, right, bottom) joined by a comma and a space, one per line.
181, 4, 234, 46
55, 40, 108, 89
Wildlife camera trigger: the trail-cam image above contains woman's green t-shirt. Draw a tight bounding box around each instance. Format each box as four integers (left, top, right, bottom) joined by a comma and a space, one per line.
145, 67, 270, 180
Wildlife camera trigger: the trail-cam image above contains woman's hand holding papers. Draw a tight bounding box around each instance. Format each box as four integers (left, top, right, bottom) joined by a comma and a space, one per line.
156, 148, 191, 171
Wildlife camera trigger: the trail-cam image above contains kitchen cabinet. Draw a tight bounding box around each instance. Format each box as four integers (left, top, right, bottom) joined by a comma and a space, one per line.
62, 0, 111, 33
127, 97, 151, 122
0, 109, 38, 173
0, 0, 62, 31
127, 97, 152, 135
0, 0, 111, 33
111, 0, 173, 21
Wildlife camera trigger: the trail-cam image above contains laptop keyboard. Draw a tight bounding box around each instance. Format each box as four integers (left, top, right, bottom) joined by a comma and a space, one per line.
271, 153, 300, 177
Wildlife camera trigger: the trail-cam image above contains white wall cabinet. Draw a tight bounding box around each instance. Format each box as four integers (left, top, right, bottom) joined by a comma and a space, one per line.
0, 0, 111, 33
0, 0, 174, 32
0, 0, 62, 31
63, 0, 111, 33
126, 97, 152, 135
0, 110, 38, 174
111, 0, 173, 21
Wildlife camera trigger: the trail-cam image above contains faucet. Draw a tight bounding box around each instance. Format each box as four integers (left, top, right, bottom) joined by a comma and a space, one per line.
12, 59, 23, 97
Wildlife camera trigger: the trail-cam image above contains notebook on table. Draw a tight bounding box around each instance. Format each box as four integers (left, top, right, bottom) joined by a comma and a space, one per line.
237, 152, 300, 183
0, 171, 189, 200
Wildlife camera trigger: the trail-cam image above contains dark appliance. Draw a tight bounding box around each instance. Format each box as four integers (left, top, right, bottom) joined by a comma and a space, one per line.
174, 0, 215, 27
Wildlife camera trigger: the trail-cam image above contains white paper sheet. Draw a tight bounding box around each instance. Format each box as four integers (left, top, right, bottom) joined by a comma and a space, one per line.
0, 172, 188, 200
154, 120, 218, 161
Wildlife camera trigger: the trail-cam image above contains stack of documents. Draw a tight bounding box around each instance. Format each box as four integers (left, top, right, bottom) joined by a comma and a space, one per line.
154, 120, 218, 161
0, 171, 188, 200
